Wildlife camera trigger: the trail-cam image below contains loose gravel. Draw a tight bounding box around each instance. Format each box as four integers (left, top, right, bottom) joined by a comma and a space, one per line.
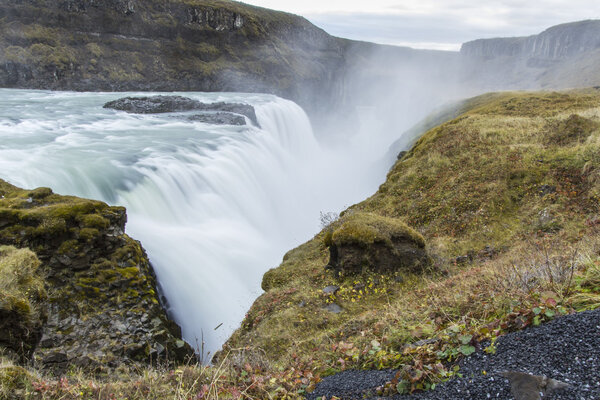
307, 308, 600, 399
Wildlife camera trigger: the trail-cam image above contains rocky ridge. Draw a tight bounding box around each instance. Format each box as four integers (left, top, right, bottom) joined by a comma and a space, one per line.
0, 179, 194, 374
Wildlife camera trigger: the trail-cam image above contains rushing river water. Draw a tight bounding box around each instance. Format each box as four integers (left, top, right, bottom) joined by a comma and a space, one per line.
0, 89, 399, 358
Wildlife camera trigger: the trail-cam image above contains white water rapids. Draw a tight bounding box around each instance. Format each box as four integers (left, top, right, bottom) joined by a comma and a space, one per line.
0, 89, 402, 358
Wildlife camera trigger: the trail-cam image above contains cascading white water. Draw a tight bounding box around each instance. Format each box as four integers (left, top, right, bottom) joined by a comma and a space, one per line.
0, 89, 398, 358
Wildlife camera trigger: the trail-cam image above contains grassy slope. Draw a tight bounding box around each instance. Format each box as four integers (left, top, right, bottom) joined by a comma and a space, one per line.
3, 89, 600, 398
223, 89, 600, 393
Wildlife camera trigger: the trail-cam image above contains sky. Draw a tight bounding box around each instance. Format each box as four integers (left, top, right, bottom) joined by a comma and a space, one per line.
240, 1, 600, 51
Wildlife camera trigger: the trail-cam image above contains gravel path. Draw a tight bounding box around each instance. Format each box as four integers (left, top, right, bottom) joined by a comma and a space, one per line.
307, 308, 600, 399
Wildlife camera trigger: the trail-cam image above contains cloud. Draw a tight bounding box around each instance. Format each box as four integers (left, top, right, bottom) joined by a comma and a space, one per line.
242, 0, 600, 50
305, 1, 600, 49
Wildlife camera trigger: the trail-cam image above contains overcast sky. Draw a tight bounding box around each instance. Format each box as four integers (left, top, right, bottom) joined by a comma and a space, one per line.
240, 1, 600, 50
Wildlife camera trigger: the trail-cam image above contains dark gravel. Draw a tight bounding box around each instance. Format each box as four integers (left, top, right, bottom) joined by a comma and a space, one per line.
307, 308, 600, 399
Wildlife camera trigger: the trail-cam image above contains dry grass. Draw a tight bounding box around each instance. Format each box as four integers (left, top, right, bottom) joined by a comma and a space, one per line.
0, 246, 45, 321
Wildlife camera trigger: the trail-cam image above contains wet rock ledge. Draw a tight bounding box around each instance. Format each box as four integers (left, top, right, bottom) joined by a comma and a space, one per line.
104, 95, 260, 127
0, 179, 194, 374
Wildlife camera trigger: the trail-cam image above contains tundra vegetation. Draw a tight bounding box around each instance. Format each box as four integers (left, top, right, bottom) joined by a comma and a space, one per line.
2, 90, 600, 398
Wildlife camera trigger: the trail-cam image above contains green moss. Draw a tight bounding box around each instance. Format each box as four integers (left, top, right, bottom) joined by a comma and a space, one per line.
330, 212, 425, 248
79, 227, 100, 241
0, 365, 32, 396
33, 217, 67, 237
85, 42, 104, 58
2, 45, 28, 63
28, 43, 77, 69
57, 240, 80, 255
80, 213, 109, 229
116, 266, 140, 280
27, 187, 53, 199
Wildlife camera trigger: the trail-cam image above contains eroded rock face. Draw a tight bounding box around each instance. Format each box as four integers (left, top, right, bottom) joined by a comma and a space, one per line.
103, 95, 259, 126
461, 20, 600, 60
325, 212, 430, 276
0, 179, 194, 373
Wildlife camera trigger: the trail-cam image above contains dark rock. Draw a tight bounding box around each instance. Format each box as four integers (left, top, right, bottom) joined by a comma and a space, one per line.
42, 352, 68, 364
501, 371, 570, 400
455, 255, 470, 264
186, 112, 246, 126
324, 303, 343, 314
478, 245, 497, 260
537, 184, 556, 196
0, 179, 195, 374
323, 285, 340, 295
103, 96, 260, 126
39, 334, 54, 348
307, 369, 397, 400
397, 151, 408, 160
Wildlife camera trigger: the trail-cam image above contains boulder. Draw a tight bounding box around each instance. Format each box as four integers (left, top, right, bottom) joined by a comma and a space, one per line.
324, 211, 430, 276
0, 179, 195, 373
103, 95, 260, 126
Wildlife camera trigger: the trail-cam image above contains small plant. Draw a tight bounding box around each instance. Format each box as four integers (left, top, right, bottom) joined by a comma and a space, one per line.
319, 211, 339, 230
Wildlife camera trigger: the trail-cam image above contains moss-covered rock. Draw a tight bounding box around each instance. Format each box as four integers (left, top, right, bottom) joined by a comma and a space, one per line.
325, 212, 429, 275
0, 179, 194, 373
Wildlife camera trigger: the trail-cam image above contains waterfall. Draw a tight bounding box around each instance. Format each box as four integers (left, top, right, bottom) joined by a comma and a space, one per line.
0, 89, 394, 358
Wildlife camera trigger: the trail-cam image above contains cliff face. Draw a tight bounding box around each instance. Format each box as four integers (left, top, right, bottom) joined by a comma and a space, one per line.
0, 180, 194, 373
0, 0, 347, 118
462, 20, 600, 60
459, 20, 600, 90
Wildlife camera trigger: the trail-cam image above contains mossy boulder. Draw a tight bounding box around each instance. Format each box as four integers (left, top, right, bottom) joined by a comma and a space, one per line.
325, 212, 430, 275
0, 179, 194, 373
544, 114, 598, 146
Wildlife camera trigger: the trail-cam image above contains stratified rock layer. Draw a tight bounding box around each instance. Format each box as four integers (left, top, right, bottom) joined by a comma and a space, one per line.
0, 179, 194, 373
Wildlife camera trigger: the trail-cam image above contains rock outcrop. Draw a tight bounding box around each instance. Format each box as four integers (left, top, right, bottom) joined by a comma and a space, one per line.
0, 179, 194, 373
103, 95, 259, 126
324, 211, 430, 276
